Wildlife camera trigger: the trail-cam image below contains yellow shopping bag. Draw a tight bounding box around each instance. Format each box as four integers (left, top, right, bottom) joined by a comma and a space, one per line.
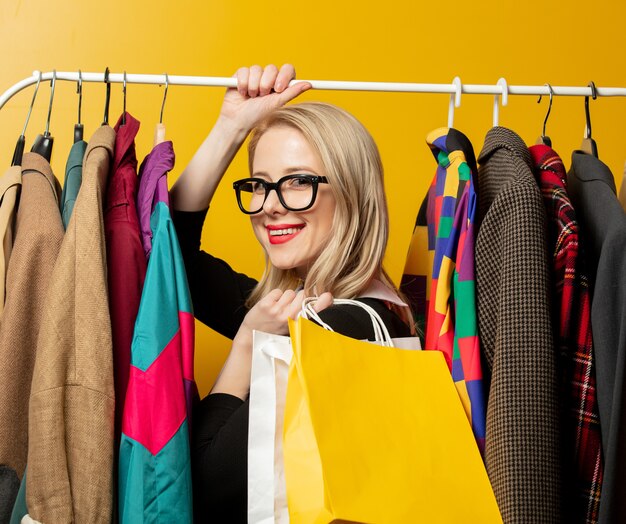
283, 317, 501, 524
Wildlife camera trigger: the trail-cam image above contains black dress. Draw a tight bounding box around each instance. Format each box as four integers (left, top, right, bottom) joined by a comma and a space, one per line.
174, 209, 411, 523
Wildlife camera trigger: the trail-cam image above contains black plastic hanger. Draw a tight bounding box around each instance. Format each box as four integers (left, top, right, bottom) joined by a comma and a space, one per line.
581, 81, 599, 158
536, 84, 553, 147
11, 72, 42, 166
121, 71, 127, 126
154, 73, 169, 146
31, 69, 57, 162
74, 70, 84, 143
102, 67, 111, 126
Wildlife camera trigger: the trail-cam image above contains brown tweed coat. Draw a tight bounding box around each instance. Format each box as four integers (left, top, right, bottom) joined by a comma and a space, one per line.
476, 127, 561, 523
0, 155, 63, 520
26, 126, 116, 524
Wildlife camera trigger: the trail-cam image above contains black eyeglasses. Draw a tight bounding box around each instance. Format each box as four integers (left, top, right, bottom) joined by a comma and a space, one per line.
233, 174, 329, 215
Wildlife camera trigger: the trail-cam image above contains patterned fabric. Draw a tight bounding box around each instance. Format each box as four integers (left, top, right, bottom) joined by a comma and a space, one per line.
476, 127, 561, 523
530, 145, 603, 523
419, 128, 485, 452
400, 197, 430, 335
119, 162, 197, 522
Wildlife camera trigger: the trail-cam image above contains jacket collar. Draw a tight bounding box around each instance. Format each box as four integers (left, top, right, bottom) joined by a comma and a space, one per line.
478, 126, 533, 171
66, 140, 87, 173
21, 152, 60, 201
84, 125, 116, 165
113, 112, 141, 172
426, 127, 478, 175
570, 151, 617, 194
0, 165, 22, 195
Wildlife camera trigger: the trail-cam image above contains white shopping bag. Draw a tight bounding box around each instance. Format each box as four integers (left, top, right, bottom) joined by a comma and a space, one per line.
248, 330, 292, 524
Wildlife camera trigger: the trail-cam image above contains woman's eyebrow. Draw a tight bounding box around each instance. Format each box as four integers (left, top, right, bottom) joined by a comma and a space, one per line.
283, 166, 317, 174
251, 166, 318, 178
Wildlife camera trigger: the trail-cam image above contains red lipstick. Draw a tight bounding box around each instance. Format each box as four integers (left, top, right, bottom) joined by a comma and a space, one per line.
266, 223, 305, 245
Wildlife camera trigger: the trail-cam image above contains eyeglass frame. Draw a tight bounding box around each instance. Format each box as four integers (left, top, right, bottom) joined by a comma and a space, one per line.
232, 174, 329, 215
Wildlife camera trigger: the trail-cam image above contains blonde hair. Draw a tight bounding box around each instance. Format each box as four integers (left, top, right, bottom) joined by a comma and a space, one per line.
245, 102, 410, 327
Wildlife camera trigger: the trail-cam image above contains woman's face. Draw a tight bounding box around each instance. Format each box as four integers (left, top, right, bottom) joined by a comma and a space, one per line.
250, 126, 336, 278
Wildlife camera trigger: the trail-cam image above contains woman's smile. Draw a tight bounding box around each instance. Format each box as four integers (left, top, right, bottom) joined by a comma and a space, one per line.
266, 223, 306, 244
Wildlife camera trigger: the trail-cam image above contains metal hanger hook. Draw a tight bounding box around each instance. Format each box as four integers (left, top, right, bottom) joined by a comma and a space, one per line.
103, 67, 111, 125
77, 69, 83, 125
44, 69, 57, 136
122, 71, 127, 125
584, 81, 597, 139
160, 73, 169, 124
22, 71, 43, 136
537, 83, 554, 138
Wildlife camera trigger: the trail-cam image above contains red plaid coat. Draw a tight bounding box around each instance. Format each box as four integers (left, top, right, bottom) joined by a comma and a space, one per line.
530, 144, 603, 524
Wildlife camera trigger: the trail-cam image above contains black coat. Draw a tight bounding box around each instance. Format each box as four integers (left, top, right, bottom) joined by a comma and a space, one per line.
567, 151, 626, 524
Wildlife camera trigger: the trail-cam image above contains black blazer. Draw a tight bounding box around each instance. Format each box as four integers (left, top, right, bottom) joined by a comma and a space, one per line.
567, 152, 626, 524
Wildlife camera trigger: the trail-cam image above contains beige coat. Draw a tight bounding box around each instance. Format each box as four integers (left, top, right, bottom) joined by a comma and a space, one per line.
0, 165, 21, 317
0, 154, 62, 489
26, 126, 116, 524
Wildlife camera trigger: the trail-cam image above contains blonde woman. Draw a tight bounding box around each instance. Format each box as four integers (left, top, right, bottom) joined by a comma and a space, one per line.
171, 64, 413, 522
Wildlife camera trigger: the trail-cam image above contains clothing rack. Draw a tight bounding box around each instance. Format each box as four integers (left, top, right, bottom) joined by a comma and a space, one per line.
2, 70, 626, 107
2, 71, 626, 129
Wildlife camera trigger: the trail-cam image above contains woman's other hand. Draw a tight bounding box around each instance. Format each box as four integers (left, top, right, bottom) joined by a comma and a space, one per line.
241, 289, 333, 336
211, 290, 332, 399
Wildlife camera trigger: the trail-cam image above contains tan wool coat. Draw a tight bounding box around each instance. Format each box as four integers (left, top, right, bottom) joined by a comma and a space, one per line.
26, 126, 116, 524
0, 154, 63, 514
0, 165, 22, 317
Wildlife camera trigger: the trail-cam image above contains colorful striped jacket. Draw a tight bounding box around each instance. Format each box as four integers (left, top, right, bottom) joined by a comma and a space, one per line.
119, 142, 197, 523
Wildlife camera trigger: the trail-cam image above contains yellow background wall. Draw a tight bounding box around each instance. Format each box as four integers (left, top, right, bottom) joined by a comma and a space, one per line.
1, 0, 625, 396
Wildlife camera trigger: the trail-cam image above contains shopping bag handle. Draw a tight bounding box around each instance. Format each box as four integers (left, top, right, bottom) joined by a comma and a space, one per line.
300, 297, 394, 347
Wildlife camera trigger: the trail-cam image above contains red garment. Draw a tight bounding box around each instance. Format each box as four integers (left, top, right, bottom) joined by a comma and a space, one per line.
105, 112, 147, 440
530, 144, 603, 524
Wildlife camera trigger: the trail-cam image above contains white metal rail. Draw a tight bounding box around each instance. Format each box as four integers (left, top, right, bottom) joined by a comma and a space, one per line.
2, 70, 625, 129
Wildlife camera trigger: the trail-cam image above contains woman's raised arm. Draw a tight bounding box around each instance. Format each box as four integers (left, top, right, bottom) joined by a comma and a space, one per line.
170, 64, 311, 211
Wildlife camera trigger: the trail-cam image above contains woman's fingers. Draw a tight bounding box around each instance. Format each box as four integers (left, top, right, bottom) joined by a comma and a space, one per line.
233, 63, 309, 101
284, 290, 306, 320
275, 81, 312, 105
259, 64, 279, 96
247, 64, 263, 97
235, 67, 250, 96
275, 64, 296, 92
275, 288, 297, 309
312, 292, 334, 313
